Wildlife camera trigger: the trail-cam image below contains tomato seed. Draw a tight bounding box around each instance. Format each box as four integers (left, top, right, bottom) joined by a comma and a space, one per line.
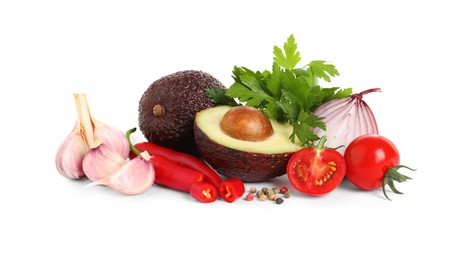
295, 163, 308, 181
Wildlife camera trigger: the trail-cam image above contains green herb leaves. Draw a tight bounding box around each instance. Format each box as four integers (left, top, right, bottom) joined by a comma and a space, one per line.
206, 34, 352, 145
273, 34, 301, 71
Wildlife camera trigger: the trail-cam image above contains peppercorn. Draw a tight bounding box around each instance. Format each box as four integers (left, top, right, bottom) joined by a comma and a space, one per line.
283, 191, 291, 198
258, 193, 268, 201
267, 193, 276, 201
249, 187, 257, 194
245, 193, 255, 201
264, 189, 275, 197
275, 197, 284, 204
280, 186, 288, 194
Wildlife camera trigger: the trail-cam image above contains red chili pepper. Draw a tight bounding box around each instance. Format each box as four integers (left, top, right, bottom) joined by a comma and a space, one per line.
190, 181, 218, 203
127, 128, 246, 203
129, 140, 223, 190
219, 178, 245, 203
151, 155, 205, 193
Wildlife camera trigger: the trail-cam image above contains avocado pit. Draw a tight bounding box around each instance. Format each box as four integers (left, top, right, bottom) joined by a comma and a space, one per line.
194, 106, 303, 182
220, 106, 273, 142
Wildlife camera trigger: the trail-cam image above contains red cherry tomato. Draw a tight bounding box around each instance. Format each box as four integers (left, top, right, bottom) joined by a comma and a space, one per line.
286, 137, 346, 196
344, 134, 415, 200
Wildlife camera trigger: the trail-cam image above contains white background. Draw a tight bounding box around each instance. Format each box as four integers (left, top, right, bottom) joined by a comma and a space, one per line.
1, 0, 450, 259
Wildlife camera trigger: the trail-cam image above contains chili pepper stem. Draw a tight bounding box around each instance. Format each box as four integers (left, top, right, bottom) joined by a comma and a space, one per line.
126, 128, 142, 156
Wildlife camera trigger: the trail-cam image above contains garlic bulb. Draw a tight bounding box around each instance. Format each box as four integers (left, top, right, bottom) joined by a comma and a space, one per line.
82, 142, 126, 181
91, 151, 155, 195
55, 93, 130, 179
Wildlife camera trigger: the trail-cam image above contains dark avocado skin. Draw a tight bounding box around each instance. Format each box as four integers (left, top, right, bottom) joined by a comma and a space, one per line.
138, 70, 225, 156
194, 123, 294, 182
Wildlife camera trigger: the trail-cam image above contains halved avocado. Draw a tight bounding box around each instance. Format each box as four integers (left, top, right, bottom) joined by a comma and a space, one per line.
194, 106, 302, 182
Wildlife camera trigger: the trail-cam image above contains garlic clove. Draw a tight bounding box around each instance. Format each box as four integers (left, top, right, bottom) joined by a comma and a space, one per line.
82, 142, 126, 181
55, 123, 89, 179
92, 151, 155, 195
93, 120, 130, 159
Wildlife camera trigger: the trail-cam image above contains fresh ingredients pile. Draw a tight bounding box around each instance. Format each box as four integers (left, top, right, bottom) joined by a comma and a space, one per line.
55, 35, 415, 202
55, 94, 244, 203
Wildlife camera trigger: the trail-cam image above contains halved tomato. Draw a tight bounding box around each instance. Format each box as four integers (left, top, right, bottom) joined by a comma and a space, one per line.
286, 137, 346, 196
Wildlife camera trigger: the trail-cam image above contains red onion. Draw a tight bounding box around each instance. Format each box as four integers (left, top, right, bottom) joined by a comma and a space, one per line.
312, 88, 380, 154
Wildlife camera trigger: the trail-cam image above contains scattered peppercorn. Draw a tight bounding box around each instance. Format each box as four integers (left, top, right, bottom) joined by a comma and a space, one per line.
264, 189, 274, 197
275, 197, 284, 204
268, 193, 276, 201
243, 185, 290, 204
280, 186, 288, 194
283, 190, 291, 198
259, 195, 268, 201
245, 193, 255, 201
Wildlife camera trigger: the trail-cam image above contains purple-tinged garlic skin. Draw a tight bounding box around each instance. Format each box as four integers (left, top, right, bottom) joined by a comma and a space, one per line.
95, 151, 155, 195
93, 121, 130, 159
55, 93, 130, 179
82, 143, 126, 181
55, 123, 89, 179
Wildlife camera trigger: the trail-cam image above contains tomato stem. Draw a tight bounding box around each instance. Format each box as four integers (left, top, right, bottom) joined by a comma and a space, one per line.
315, 136, 328, 150
382, 165, 416, 200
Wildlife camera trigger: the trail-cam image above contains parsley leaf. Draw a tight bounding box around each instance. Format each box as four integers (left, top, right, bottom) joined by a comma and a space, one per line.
304, 60, 340, 83
290, 112, 326, 143
204, 88, 238, 106
226, 71, 277, 108
212, 35, 352, 146
273, 34, 301, 71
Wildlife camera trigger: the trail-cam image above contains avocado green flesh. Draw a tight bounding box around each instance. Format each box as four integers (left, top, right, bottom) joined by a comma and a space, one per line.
195, 106, 302, 154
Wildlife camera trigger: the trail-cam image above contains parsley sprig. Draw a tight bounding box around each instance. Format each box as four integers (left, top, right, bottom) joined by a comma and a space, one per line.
207, 34, 352, 145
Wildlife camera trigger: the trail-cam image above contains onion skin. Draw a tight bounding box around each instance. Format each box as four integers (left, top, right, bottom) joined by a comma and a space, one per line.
312, 88, 380, 154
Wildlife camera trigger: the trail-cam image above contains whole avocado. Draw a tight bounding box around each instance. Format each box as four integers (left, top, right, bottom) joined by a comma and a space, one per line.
138, 70, 225, 156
